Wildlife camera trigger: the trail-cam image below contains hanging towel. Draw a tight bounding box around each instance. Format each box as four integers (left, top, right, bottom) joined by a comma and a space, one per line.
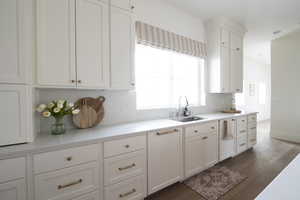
223, 120, 234, 140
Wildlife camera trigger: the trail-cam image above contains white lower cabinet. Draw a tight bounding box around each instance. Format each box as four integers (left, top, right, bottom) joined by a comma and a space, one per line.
148, 128, 183, 194
237, 133, 248, 154
0, 179, 26, 200
35, 162, 99, 200
0, 157, 26, 200
104, 175, 145, 200
73, 191, 99, 200
104, 151, 146, 186
185, 123, 218, 178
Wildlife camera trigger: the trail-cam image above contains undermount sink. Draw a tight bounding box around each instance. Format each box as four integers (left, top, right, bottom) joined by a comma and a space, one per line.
174, 116, 206, 123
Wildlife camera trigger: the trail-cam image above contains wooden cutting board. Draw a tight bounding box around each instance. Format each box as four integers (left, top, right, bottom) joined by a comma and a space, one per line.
72, 96, 105, 129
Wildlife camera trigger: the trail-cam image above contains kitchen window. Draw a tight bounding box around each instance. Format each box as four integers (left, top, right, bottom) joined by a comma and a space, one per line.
135, 44, 206, 110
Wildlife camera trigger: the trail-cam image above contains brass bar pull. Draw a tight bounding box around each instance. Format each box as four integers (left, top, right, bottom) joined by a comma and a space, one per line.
240, 143, 246, 147
119, 188, 136, 198
156, 129, 178, 136
202, 136, 208, 140
250, 127, 256, 130
118, 163, 136, 171
240, 130, 246, 133
57, 179, 82, 190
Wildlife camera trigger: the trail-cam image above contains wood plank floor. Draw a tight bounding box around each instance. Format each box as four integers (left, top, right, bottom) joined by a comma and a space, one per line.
146, 121, 300, 200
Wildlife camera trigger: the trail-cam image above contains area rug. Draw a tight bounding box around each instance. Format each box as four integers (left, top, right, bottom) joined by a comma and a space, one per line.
184, 166, 247, 200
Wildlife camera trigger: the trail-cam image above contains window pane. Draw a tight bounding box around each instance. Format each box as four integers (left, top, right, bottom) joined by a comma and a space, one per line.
135, 44, 204, 110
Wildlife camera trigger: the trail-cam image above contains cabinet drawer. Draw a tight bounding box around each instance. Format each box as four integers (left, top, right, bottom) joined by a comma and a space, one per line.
34, 144, 99, 174
35, 162, 99, 200
185, 121, 217, 138
104, 150, 146, 186
0, 157, 25, 183
111, 0, 132, 11
248, 121, 257, 129
105, 175, 146, 200
248, 127, 257, 146
237, 117, 247, 131
237, 134, 247, 153
73, 191, 99, 200
248, 114, 257, 123
104, 135, 146, 158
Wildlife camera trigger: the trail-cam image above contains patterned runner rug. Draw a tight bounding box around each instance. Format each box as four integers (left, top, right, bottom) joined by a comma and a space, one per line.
184, 166, 247, 200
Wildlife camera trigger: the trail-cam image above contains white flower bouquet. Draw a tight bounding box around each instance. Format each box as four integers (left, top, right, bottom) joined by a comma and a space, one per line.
36, 100, 80, 135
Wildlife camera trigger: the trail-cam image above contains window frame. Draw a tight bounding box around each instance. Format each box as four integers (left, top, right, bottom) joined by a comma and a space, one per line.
134, 44, 206, 110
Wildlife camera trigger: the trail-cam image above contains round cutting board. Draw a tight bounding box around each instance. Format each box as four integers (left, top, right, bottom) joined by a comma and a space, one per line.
72, 96, 105, 129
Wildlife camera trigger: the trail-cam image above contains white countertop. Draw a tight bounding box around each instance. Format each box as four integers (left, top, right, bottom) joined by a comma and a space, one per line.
0, 112, 257, 159
256, 154, 300, 200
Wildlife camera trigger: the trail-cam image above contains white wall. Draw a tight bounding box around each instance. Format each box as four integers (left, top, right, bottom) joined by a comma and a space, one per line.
236, 57, 271, 121
37, 0, 232, 132
271, 29, 300, 143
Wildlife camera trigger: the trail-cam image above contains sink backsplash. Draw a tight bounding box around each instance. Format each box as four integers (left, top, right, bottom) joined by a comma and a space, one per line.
37, 88, 232, 133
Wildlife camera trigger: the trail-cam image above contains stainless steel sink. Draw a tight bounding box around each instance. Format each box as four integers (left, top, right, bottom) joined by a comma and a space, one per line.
175, 116, 206, 122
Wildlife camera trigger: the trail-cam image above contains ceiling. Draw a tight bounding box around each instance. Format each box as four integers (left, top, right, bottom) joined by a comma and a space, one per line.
164, 0, 300, 65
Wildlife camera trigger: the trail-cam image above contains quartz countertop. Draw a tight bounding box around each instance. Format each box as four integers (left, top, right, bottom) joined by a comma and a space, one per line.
0, 111, 257, 159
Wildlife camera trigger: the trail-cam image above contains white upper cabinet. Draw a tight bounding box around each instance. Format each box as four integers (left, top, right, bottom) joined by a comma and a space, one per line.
37, 0, 109, 89
76, 0, 109, 89
220, 28, 230, 47
206, 18, 246, 93
37, 0, 76, 87
111, 0, 133, 11
0, 85, 28, 146
110, 6, 135, 90
0, 179, 26, 200
0, 0, 33, 84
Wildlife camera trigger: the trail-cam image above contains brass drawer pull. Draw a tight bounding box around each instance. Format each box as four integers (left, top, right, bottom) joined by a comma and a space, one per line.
240, 130, 246, 133
250, 127, 256, 130
242, 120, 245, 122
118, 163, 136, 171
66, 156, 72, 161
202, 136, 208, 140
124, 144, 130, 148
211, 126, 215, 130
57, 179, 82, 190
194, 130, 198, 133
119, 188, 136, 198
240, 143, 246, 147
157, 129, 178, 136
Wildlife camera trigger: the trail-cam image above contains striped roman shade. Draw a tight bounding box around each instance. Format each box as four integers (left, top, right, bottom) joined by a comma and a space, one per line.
135, 21, 207, 58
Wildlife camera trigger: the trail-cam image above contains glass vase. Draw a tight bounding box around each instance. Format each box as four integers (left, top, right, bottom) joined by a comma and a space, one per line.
51, 117, 66, 135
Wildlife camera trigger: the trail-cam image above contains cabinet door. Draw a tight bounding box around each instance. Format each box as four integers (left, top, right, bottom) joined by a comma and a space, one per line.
0, 179, 26, 200
148, 129, 183, 194
76, 0, 109, 89
37, 0, 76, 87
220, 46, 230, 93
0, 85, 27, 146
230, 48, 243, 93
202, 132, 218, 167
0, 0, 27, 84
220, 28, 230, 47
185, 137, 205, 178
230, 32, 243, 51
110, 7, 135, 90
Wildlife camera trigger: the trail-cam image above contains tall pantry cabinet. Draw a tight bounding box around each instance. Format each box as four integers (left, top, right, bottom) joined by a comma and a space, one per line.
0, 0, 35, 146
205, 17, 246, 93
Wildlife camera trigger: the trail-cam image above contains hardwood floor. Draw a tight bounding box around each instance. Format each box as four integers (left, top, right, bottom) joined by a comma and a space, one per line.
146, 120, 300, 200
